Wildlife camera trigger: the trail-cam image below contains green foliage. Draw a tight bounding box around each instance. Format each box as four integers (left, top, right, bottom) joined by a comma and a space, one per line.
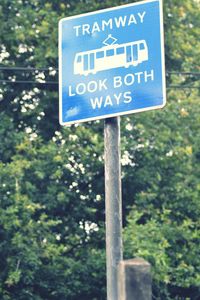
123, 89, 200, 299
0, 0, 199, 299
0, 132, 106, 299
124, 210, 200, 299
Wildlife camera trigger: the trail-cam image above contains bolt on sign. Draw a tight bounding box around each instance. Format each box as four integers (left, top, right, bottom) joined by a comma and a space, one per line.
59, 0, 166, 125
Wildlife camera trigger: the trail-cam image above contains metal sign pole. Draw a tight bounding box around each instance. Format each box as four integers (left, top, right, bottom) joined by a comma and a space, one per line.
104, 116, 123, 300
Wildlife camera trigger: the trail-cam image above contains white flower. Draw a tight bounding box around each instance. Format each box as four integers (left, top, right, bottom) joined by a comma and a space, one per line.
125, 123, 133, 131
56, 234, 61, 241
18, 44, 28, 54
166, 150, 173, 157
25, 127, 32, 134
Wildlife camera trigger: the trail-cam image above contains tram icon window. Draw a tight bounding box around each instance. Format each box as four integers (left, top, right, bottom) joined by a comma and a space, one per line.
96, 51, 104, 59
106, 49, 114, 56
116, 47, 125, 55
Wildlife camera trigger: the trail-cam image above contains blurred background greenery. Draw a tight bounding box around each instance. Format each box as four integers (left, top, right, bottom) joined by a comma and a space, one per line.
0, 0, 199, 299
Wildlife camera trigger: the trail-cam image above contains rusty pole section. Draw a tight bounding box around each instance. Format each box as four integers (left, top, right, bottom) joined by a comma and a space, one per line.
104, 117, 123, 300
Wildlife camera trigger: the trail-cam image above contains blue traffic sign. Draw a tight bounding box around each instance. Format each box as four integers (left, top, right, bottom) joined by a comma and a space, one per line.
59, 0, 166, 125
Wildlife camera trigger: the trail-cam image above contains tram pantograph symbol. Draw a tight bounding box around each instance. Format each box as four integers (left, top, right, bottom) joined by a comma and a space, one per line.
74, 37, 148, 76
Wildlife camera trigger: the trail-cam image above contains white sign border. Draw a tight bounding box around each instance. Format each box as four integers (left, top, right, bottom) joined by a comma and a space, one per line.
59, 0, 166, 126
